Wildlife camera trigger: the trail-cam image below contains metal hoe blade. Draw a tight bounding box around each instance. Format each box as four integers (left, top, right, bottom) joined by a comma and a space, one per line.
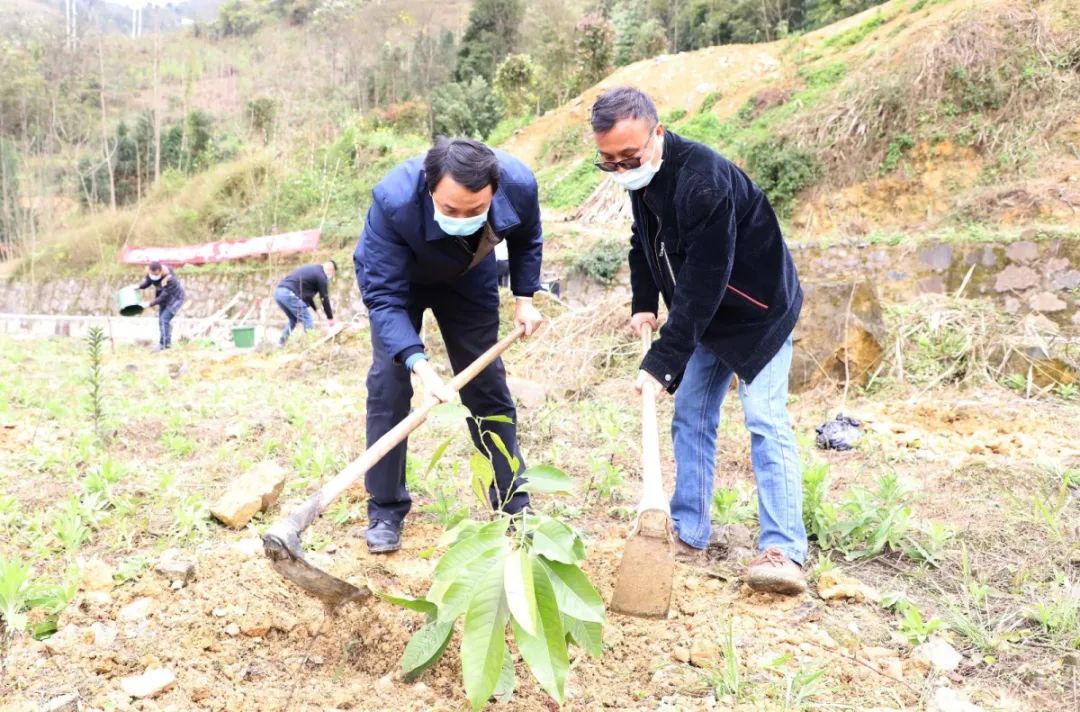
262, 527, 371, 607
609, 509, 674, 618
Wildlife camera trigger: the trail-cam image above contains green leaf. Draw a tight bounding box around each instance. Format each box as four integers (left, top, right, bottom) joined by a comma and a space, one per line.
436, 548, 507, 622
401, 618, 455, 682
504, 547, 539, 637
462, 556, 510, 711
433, 518, 509, 584
517, 465, 574, 495
493, 648, 516, 703
373, 588, 437, 618
529, 516, 578, 564
562, 614, 603, 658
540, 559, 605, 624
439, 519, 482, 547
481, 414, 515, 424
511, 558, 569, 702
487, 432, 520, 473
430, 402, 470, 426
433, 546, 506, 623
425, 436, 455, 477
470, 453, 496, 508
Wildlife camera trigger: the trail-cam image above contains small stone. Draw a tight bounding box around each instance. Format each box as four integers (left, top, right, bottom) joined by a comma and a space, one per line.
43, 625, 83, 655
210, 460, 288, 529
239, 614, 272, 637
690, 638, 720, 668
154, 549, 196, 586
1005, 241, 1039, 263
120, 667, 176, 699
673, 646, 690, 663
817, 570, 880, 603
41, 692, 80, 712
229, 537, 265, 558
375, 674, 394, 693
1052, 270, 1080, 290
83, 591, 114, 608
883, 657, 904, 680
994, 264, 1039, 292
212, 607, 229, 618
1029, 292, 1067, 312
78, 557, 116, 593
927, 686, 983, 712
912, 639, 963, 673
224, 623, 240, 637
91, 622, 118, 648
118, 597, 154, 622
1062, 652, 1080, 668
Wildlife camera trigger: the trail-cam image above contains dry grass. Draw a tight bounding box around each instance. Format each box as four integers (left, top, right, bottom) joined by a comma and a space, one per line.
793, 1, 1080, 182
883, 293, 1079, 394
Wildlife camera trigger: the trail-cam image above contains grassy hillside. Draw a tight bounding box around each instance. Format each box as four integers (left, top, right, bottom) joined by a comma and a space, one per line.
511, 0, 1080, 241
10, 0, 1080, 280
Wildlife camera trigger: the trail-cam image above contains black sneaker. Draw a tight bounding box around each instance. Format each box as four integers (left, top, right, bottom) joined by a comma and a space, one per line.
365, 519, 402, 554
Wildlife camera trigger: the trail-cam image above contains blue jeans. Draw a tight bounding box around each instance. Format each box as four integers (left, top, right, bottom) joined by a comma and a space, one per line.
274, 286, 313, 344
670, 335, 807, 564
158, 299, 183, 348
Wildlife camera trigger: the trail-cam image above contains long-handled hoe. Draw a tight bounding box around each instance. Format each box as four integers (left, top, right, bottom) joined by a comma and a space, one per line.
609, 324, 676, 618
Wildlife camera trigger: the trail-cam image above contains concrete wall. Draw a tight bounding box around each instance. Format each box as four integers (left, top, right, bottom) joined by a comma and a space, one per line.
2, 237, 1078, 328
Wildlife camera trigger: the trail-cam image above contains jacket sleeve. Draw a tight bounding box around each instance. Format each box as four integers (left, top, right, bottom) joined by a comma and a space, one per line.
318, 276, 334, 320
640, 188, 735, 392
354, 199, 423, 364
629, 220, 659, 315
137, 276, 151, 290
506, 178, 543, 298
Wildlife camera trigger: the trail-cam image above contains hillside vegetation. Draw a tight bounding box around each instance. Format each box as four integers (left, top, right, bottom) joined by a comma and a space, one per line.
2, 0, 1079, 280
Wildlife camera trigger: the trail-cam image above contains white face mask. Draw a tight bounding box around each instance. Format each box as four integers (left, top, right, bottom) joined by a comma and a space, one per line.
610, 133, 664, 191
149, 273, 163, 282
433, 204, 489, 236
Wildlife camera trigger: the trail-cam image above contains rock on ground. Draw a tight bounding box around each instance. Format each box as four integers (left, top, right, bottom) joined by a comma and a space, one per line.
210, 460, 288, 529
817, 570, 881, 603
154, 548, 196, 586
912, 638, 963, 673
120, 667, 176, 699
928, 687, 984, 712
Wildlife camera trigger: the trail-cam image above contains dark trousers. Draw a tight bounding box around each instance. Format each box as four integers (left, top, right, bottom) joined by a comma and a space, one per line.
158, 299, 183, 348
365, 283, 528, 524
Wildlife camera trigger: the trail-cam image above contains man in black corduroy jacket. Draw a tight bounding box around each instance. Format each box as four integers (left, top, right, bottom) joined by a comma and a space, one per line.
590, 87, 808, 595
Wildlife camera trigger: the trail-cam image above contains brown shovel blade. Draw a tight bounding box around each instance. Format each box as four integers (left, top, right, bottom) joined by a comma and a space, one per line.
263, 530, 371, 607
609, 509, 675, 618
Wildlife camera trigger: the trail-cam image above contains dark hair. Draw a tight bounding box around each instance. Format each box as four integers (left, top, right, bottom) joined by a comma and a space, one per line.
424, 137, 500, 194
589, 87, 659, 133
149, 261, 163, 272
328, 259, 338, 273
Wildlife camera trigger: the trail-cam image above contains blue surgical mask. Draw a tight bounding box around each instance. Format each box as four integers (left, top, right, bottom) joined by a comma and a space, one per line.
610, 134, 664, 191
433, 205, 488, 236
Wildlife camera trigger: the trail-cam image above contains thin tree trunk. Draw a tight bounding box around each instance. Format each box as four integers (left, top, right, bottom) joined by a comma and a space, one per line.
98, 40, 117, 210
153, 32, 162, 182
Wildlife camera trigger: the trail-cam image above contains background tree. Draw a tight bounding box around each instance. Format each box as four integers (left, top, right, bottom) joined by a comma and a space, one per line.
454, 0, 525, 83
573, 12, 616, 93
494, 54, 538, 118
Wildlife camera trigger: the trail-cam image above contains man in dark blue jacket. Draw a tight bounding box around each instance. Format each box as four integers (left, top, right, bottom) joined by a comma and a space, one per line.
590, 87, 808, 595
274, 261, 337, 345
132, 262, 185, 352
354, 137, 544, 553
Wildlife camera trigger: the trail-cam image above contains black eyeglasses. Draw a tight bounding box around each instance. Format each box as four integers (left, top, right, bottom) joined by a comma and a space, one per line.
593, 128, 658, 172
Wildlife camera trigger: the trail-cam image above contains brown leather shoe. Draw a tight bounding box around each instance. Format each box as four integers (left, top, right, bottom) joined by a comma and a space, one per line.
673, 538, 707, 566
745, 548, 807, 595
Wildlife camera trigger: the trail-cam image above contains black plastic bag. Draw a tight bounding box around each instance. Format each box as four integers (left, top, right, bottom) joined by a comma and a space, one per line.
815, 414, 861, 451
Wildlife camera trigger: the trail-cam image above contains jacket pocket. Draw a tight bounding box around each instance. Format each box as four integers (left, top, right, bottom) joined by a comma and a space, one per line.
726, 283, 769, 310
